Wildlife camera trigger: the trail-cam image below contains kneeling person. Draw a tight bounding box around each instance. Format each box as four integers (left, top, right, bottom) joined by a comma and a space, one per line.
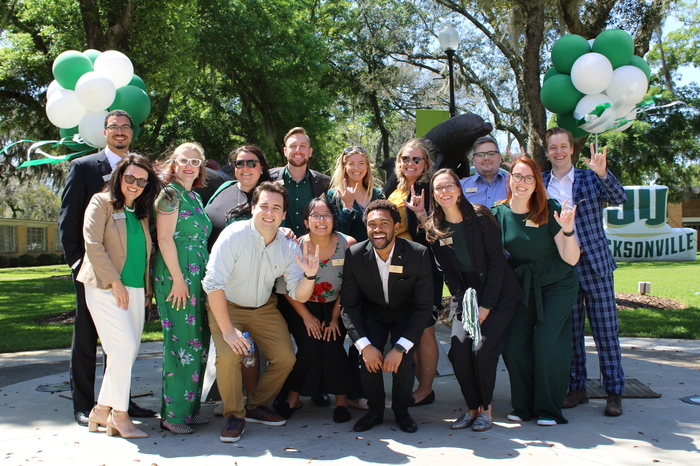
202, 182, 320, 442
341, 200, 433, 433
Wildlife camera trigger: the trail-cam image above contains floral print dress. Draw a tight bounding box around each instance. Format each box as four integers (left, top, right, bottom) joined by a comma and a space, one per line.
154, 183, 212, 423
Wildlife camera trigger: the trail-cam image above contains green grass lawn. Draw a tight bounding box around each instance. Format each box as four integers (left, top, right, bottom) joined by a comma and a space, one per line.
0, 265, 163, 353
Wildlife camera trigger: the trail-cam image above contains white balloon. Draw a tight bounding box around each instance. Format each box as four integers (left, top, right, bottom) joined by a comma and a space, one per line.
605, 65, 648, 106
611, 106, 638, 132
573, 93, 614, 121
571, 53, 614, 95
45, 89, 87, 128
94, 50, 134, 89
78, 110, 109, 148
75, 72, 116, 112
46, 80, 64, 101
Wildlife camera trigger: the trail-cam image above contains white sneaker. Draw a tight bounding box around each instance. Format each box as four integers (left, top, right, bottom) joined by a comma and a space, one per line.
537, 417, 557, 426
507, 412, 523, 422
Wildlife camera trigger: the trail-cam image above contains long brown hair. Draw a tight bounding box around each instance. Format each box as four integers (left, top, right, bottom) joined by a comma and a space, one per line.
107, 154, 163, 219
499, 156, 549, 225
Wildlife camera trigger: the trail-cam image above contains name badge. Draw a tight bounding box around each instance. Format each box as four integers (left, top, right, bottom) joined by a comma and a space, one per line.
102, 174, 112, 182
440, 237, 454, 246
389, 265, 403, 274
525, 219, 537, 228
465, 187, 478, 193
112, 212, 126, 220
331, 259, 344, 267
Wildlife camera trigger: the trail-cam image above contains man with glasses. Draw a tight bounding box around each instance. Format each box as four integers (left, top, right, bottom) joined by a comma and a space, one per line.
542, 127, 627, 417
59, 109, 156, 426
270, 127, 330, 237
459, 136, 509, 207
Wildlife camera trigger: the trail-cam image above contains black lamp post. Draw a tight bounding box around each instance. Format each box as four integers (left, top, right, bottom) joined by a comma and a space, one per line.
438, 23, 460, 118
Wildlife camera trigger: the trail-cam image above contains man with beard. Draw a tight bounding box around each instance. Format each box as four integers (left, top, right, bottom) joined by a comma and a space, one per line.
341, 200, 433, 433
59, 109, 156, 425
269, 127, 330, 237
459, 136, 509, 207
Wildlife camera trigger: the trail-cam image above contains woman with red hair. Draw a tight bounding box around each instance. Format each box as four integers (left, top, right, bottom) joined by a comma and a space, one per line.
491, 156, 580, 426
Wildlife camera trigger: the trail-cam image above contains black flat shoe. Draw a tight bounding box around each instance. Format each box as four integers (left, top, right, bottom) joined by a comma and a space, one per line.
311, 393, 331, 406
75, 410, 90, 427
395, 414, 418, 433
275, 401, 303, 420
128, 400, 156, 418
333, 406, 351, 423
409, 390, 435, 407
353, 412, 383, 432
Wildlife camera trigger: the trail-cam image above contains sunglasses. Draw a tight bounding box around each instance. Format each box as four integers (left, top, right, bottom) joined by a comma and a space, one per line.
400, 156, 424, 165
234, 159, 260, 169
343, 146, 366, 154
123, 174, 149, 188
176, 157, 202, 167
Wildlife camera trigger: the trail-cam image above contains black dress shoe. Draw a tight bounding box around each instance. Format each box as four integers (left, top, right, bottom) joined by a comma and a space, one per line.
128, 400, 156, 418
409, 390, 435, 407
396, 414, 417, 433
353, 412, 383, 432
311, 393, 331, 406
333, 406, 351, 423
74, 410, 90, 427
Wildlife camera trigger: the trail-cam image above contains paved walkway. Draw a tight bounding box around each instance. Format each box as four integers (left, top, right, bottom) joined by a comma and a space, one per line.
1, 324, 699, 465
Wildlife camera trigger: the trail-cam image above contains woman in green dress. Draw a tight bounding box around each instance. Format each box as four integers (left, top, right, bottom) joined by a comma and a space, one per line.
154, 143, 212, 434
491, 156, 579, 426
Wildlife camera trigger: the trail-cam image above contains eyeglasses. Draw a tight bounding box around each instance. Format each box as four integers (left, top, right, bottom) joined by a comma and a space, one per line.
433, 182, 457, 194
234, 159, 259, 169
308, 213, 333, 221
511, 173, 535, 185
105, 124, 133, 132
473, 150, 500, 159
400, 156, 424, 165
123, 174, 149, 188
176, 157, 202, 167
344, 146, 366, 154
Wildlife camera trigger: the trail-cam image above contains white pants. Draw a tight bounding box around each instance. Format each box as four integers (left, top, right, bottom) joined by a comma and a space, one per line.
84, 284, 145, 411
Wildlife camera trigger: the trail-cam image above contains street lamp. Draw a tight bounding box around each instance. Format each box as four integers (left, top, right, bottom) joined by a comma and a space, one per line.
438, 22, 460, 118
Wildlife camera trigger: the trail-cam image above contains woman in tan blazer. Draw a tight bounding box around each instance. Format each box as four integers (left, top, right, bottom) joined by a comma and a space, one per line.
77, 154, 162, 439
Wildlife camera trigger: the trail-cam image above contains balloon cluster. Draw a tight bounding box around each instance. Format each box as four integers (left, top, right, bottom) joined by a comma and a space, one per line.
46, 49, 150, 149
541, 29, 651, 137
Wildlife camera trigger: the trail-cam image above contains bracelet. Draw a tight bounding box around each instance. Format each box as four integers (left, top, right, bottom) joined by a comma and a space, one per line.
563, 230, 575, 237
344, 204, 353, 209
303, 273, 317, 280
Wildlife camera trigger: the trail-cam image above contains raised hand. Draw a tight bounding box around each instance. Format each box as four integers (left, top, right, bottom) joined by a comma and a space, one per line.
553, 199, 577, 234
583, 143, 608, 177
405, 184, 425, 214
340, 179, 359, 208
503, 146, 526, 169
295, 240, 320, 277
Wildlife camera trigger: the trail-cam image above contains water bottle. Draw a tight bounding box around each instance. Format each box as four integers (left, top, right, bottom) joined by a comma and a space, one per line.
242, 332, 256, 367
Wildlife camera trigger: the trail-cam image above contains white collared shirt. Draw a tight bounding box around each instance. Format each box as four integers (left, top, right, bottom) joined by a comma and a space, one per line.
546, 166, 580, 246
105, 147, 123, 171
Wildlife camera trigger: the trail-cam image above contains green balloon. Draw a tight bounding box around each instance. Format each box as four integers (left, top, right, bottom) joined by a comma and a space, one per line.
128, 74, 147, 92
132, 124, 141, 142
540, 74, 584, 115
82, 49, 101, 65
543, 66, 560, 83
592, 29, 634, 69
628, 55, 651, 81
109, 86, 151, 125
59, 126, 93, 151
53, 50, 94, 90
551, 34, 590, 74
556, 112, 590, 139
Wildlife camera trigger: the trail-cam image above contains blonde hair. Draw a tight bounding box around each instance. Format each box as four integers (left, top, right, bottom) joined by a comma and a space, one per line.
394, 138, 434, 190
160, 142, 207, 188
329, 148, 375, 194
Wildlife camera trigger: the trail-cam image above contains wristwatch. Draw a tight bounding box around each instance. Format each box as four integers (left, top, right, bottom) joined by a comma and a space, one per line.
393, 343, 408, 354
563, 230, 575, 237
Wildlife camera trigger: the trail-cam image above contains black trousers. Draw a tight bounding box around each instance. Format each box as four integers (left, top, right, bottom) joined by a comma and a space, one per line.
70, 269, 99, 412
361, 313, 415, 417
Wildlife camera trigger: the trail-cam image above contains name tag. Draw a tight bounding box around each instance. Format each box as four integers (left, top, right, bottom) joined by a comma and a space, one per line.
389, 265, 403, 274
102, 174, 112, 182
112, 212, 126, 220
440, 237, 454, 246
525, 219, 537, 228
331, 259, 344, 267
465, 187, 478, 193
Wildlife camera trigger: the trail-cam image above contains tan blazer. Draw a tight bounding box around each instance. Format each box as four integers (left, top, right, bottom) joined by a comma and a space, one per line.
76, 192, 152, 294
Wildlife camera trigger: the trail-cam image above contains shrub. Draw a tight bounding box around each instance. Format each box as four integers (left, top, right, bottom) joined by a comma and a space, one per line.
0, 256, 9, 268
9, 257, 20, 267
18, 254, 38, 267
37, 253, 61, 265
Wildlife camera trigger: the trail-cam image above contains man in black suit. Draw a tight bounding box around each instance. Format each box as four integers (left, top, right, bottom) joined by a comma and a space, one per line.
59, 109, 155, 426
341, 200, 433, 433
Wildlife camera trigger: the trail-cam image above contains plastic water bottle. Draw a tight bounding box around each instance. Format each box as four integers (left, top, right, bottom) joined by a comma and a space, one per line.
242, 332, 256, 367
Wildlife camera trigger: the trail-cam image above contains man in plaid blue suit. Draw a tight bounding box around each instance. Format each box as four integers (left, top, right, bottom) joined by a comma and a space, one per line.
542, 127, 627, 417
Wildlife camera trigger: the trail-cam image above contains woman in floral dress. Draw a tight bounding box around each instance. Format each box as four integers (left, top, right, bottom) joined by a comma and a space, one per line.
154, 143, 212, 434
275, 198, 357, 423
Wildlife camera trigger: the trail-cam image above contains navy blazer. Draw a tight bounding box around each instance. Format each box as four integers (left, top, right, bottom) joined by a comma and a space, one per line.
341, 237, 433, 346
543, 168, 627, 277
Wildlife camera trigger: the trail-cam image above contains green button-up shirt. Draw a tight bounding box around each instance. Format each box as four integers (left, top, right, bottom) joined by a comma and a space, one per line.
282, 167, 314, 237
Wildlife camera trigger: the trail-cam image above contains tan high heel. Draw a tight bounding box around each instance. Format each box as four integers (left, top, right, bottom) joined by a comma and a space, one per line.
106, 409, 148, 438
88, 404, 111, 432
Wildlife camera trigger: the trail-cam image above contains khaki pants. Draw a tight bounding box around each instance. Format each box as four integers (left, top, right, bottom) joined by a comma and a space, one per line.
207, 295, 295, 419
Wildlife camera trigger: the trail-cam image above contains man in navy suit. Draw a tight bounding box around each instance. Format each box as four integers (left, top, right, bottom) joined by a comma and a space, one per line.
59, 109, 155, 425
341, 200, 433, 433
542, 127, 628, 417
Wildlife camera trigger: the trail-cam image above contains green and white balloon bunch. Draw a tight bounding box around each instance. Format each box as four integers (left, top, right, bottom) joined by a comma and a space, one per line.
540, 29, 651, 137
46, 49, 150, 149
